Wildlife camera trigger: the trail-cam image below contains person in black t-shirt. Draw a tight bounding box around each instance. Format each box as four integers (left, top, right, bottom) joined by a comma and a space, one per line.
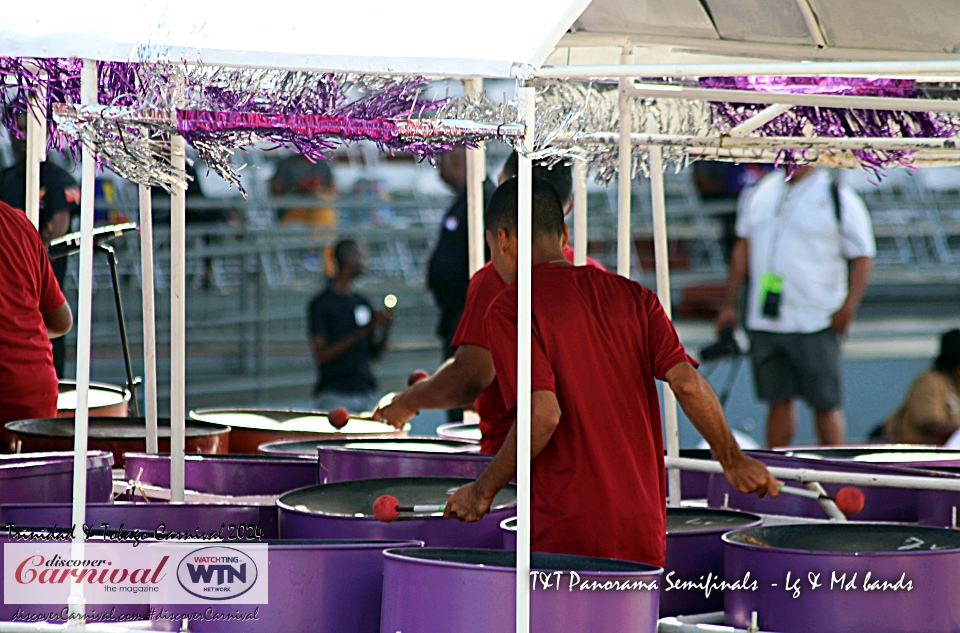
0, 113, 80, 378
308, 240, 393, 412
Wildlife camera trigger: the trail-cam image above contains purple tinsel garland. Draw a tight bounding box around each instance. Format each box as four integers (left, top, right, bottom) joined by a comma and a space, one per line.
700, 76, 960, 176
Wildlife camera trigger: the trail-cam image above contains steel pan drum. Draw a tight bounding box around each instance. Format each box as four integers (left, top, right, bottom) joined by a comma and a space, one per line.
914, 466, 960, 528
782, 445, 960, 468
435, 422, 481, 443
380, 548, 661, 633
707, 450, 958, 522
313, 438, 491, 483
4, 417, 229, 467
724, 524, 960, 633
0, 451, 113, 503
0, 502, 279, 539
123, 453, 317, 496
189, 407, 408, 454
278, 477, 515, 548
661, 508, 762, 616
151, 539, 423, 633
56, 379, 130, 418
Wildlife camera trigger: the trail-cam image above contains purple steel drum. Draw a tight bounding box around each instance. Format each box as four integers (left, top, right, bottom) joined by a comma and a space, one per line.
502, 508, 763, 616
706, 450, 960, 522
381, 549, 661, 633
278, 477, 515, 548
661, 508, 762, 616
782, 445, 960, 468
0, 451, 113, 503
123, 453, 317, 496
4, 417, 229, 467
0, 502, 279, 539
915, 466, 960, 528
151, 539, 423, 633
724, 524, 960, 633
675, 449, 713, 499
435, 422, 481, 443
189, 407, 407, 454
313, 438, 491, 483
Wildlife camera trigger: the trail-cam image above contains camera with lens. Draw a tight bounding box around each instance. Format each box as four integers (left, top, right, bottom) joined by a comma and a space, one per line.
700, 326, 742, 362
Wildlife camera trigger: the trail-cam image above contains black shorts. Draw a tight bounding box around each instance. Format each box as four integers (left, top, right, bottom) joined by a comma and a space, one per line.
748, 328, 842, 411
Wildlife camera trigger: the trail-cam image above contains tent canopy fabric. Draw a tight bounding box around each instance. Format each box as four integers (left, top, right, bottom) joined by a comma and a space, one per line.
1, 0, 587, 77
8, 1, 960, 80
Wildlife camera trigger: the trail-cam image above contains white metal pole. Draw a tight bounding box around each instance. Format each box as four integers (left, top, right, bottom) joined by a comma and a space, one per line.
648, 141, 682, 506
533, 59, 960, 80
139, 184, 159, 453
728, 104, 794, 137
464, 78, 487, 277
24, 78, 47, 230
562, 131, 960, 152
617, 48, 634, 278
68, 58, 98, 622
169, 104, 187, 502
572, 161, 588, 266
515, 82, 535, 633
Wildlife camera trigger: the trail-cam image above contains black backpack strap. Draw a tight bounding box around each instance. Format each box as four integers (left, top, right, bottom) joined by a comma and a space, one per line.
830, 172, 842, 223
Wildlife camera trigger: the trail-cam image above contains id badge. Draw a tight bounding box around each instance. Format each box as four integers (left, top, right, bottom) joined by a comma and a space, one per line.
760, 272, 783, 319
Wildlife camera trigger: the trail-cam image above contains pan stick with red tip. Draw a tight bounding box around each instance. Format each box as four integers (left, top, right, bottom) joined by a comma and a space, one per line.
778, 485, 865, 515
373, 495, 445, 523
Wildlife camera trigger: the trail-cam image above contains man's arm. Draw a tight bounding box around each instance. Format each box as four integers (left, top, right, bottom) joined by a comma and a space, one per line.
310, 325, 374, 366
830, 256, 872, 335
715, 237, 749, 333
43, 301, 73, 339
373, 344, 496, 429
368, 311, 394, 360
443, 390, 560, 522
665, 362, 780, 497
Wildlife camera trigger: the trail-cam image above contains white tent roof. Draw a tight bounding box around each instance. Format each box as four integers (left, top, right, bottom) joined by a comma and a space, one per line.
554, 0, 960, 66
1, 0, 587, 77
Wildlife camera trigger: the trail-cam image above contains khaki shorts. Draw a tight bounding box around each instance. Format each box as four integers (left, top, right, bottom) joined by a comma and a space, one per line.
748, 328, 842, 411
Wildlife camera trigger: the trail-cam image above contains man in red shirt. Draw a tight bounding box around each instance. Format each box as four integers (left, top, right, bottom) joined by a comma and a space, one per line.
443, 178, 778, 566
374, 158, 601, 453
0, 201, 73, 425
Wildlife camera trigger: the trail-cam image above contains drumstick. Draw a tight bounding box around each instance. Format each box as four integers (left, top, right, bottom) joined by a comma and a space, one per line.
778, 484, 865, 515
373, 495, 443, 522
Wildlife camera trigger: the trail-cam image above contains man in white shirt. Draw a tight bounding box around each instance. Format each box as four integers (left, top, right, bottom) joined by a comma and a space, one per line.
716, 166, 875, 447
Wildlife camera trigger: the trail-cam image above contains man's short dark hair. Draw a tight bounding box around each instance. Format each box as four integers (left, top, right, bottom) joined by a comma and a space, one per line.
334, 239, 359, 270
484, 177, 565, 239
501, 152, 573, 205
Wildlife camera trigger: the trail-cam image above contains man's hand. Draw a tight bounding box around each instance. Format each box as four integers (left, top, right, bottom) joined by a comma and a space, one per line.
371, 392, 417, 429
829, 303, 855, 335
721, 454, 781, 498
715, 305, 738, 334
444, 481, 495, 522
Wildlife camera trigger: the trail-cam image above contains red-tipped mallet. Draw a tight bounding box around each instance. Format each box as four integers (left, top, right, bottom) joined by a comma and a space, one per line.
329, 407, 350, 430
373, 494, 444, 523
407, 370, 430, 387
778, 484, 865, 515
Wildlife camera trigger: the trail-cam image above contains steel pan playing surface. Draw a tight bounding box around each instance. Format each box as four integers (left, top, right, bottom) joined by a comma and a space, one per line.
278, 477, 515, 548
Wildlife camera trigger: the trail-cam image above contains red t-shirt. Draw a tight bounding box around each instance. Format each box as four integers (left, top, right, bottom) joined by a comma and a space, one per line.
0, 201, 65, 423
450, 251, 605, 454
484, 263, 695, 567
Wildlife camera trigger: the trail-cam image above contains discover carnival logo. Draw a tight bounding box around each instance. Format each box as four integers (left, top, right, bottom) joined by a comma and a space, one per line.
176, 547, 259, 601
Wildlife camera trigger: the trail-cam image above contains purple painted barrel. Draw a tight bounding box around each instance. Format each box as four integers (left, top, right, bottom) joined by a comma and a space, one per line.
257, 439, 330, 458
381, 549, 661, 633
278, 477, 515, 548
501, 517, 517, 549
435, 422, 481, 443
314, 438, 492, 483
724, 524, 960, 633
675, 449, 713, 499
0, 451, 113, 503
661, 508, 762, 616
707, 450, 959, 522
123, 453, 318, 496
151, 539, 422, 633
0, 502, 279, 539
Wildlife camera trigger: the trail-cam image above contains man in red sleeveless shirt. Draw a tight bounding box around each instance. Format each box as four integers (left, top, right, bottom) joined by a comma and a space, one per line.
443, 178, 778, 567
0, 201, 73, 424
374, 157, 601, 453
